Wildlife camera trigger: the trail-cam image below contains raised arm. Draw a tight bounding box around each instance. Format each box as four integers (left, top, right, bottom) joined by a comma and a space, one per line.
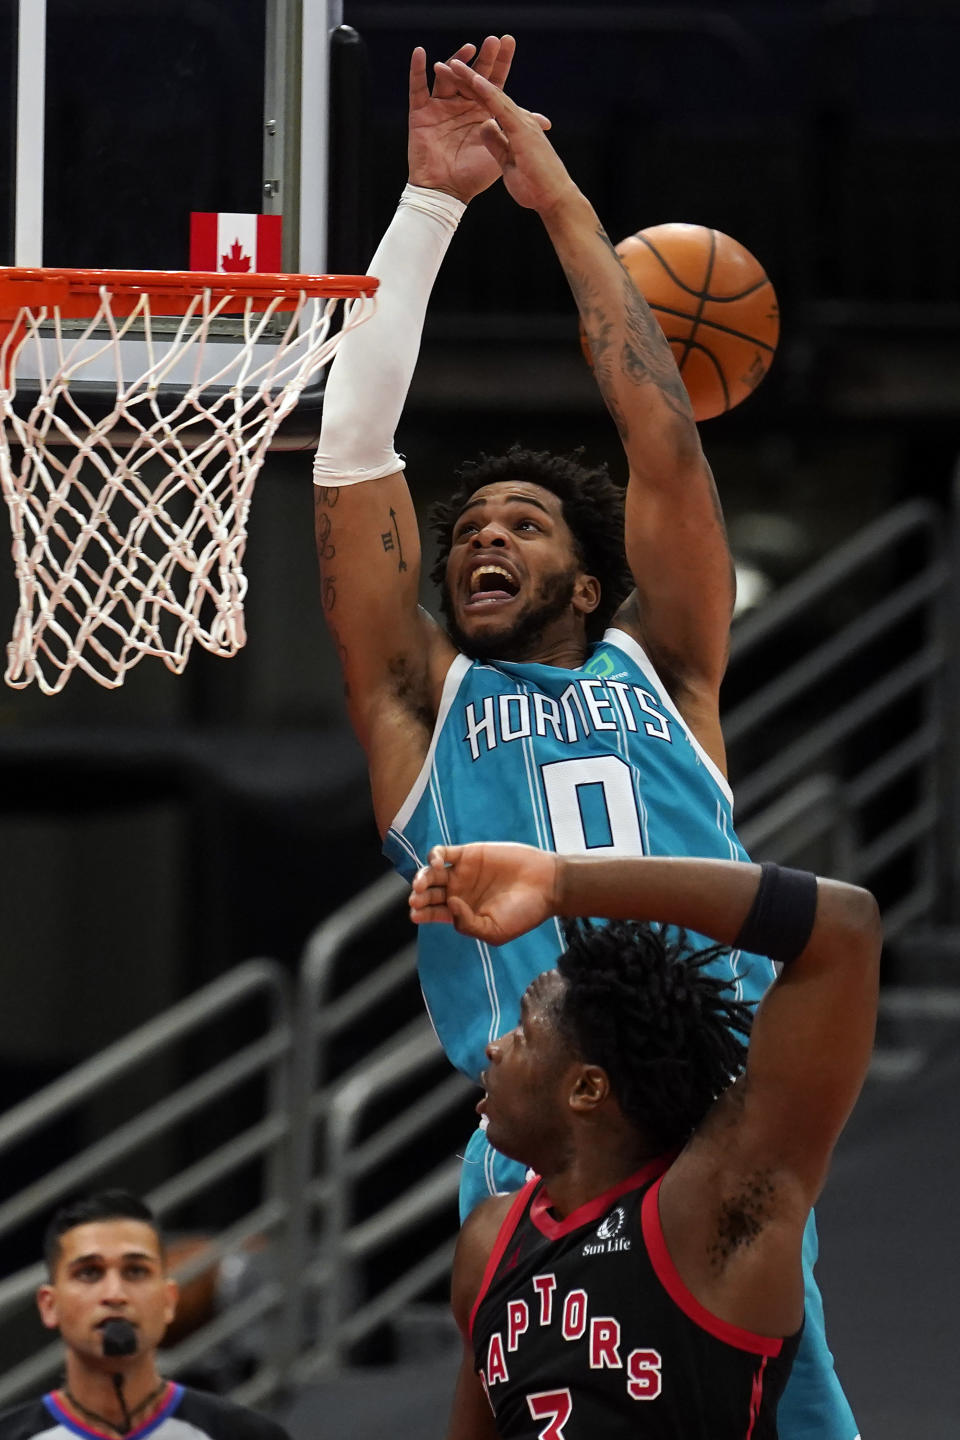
410, 842, 881, 1201
312, 39, 525, 827
442, 61, 735, 754
556, 853, 880, 1205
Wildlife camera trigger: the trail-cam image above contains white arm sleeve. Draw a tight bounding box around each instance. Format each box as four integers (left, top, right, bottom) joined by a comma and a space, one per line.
312, 184, 467, 486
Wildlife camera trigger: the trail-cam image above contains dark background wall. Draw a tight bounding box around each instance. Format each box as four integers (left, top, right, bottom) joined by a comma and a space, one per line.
0, 5, 958, 1382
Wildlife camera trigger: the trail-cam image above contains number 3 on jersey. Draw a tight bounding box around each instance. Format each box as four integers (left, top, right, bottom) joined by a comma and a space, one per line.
526, 1354, 663, 1437
526, 1388, 573, 1440
541, 755, 645, 855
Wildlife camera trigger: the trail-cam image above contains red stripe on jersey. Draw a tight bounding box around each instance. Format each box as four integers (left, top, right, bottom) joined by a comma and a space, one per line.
641, 1177, 785, 1357
744, 1355, 768, 1438
529, 1154, 673, 1241
469, 1177, 539, 1340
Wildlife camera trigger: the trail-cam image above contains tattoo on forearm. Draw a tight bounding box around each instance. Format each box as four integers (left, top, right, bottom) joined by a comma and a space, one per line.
570, 226, 694, 436
315, 487, 341, 516
381, 506, 407, 571
316, 513, 335, 566
621, 278, 693, 420
314, 490, 350, 692
315, 487, 339, 567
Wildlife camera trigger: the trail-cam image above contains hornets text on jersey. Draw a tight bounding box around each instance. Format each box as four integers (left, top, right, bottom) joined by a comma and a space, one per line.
384, 628, 774, 1082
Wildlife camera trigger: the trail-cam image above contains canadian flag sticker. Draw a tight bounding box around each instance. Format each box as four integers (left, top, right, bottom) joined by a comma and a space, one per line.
189, 213, 283, 273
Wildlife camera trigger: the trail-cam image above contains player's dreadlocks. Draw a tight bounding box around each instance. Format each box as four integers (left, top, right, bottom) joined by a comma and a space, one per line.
429, 445, 634, 640
556, 919, 753, 1152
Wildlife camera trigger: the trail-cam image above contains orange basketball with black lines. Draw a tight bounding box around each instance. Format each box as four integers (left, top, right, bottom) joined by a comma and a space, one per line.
584, 223, 779, 422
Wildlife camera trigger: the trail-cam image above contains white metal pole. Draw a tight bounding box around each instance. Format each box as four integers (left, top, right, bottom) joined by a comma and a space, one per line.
15, 0, 47, 266
299, 0, 337, 273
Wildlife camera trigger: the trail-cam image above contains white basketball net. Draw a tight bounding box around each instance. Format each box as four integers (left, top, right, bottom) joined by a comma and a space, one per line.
0, 283, 375, 693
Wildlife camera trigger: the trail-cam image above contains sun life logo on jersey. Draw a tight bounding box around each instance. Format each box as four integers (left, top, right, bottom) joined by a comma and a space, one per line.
583, 1205, 631, 1256
597, 1207, 626, 1240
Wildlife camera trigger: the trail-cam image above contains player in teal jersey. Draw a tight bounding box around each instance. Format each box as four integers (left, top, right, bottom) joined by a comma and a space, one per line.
383, 636, 772, 1087
311, 38, 860, 1440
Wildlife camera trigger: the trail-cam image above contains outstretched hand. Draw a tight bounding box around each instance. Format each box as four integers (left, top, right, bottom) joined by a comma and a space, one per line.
408, 37, 550, 203
436, 58, 575, 216
409, 842, 560, 946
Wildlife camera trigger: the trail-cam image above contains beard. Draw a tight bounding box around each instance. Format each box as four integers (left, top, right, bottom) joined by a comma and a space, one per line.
444, 565, 580, 662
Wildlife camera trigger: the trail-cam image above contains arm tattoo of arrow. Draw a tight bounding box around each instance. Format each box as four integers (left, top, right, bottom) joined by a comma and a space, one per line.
381, 507, 407, 571
569, 228, 694, 437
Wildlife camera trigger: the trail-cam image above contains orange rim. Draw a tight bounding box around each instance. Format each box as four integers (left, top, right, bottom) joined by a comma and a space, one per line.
0, 266, 378, 320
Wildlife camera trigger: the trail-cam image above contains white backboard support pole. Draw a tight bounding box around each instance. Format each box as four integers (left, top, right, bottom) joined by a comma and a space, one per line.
299, 0, 339, 273
15, 0, 47, 266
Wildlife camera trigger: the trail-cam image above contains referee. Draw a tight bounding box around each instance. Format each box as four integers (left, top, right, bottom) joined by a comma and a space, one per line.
0, 1191, 291, 1440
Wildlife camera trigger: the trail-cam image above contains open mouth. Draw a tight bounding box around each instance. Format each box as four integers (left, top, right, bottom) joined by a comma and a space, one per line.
465, 563, 520, 609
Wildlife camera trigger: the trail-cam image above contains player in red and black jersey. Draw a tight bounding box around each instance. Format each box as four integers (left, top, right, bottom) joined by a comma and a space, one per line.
409, 843, 880, 1439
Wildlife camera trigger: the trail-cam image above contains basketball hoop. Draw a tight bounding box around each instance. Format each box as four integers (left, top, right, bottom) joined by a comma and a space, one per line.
0, 266, 378, 693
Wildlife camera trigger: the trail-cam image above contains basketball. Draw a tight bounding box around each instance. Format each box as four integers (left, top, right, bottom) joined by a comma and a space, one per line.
583, 223, 779, 422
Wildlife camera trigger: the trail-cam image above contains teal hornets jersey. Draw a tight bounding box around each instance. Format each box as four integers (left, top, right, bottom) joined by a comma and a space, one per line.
384, 628, 775, 1081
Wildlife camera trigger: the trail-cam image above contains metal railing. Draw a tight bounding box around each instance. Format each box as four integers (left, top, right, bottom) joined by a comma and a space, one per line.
281, 868, 472, 1378
291, 1019, 467, 1381
727, 499, 951, 939
0, 872, 471, 1406
0, 961, 293, 1408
